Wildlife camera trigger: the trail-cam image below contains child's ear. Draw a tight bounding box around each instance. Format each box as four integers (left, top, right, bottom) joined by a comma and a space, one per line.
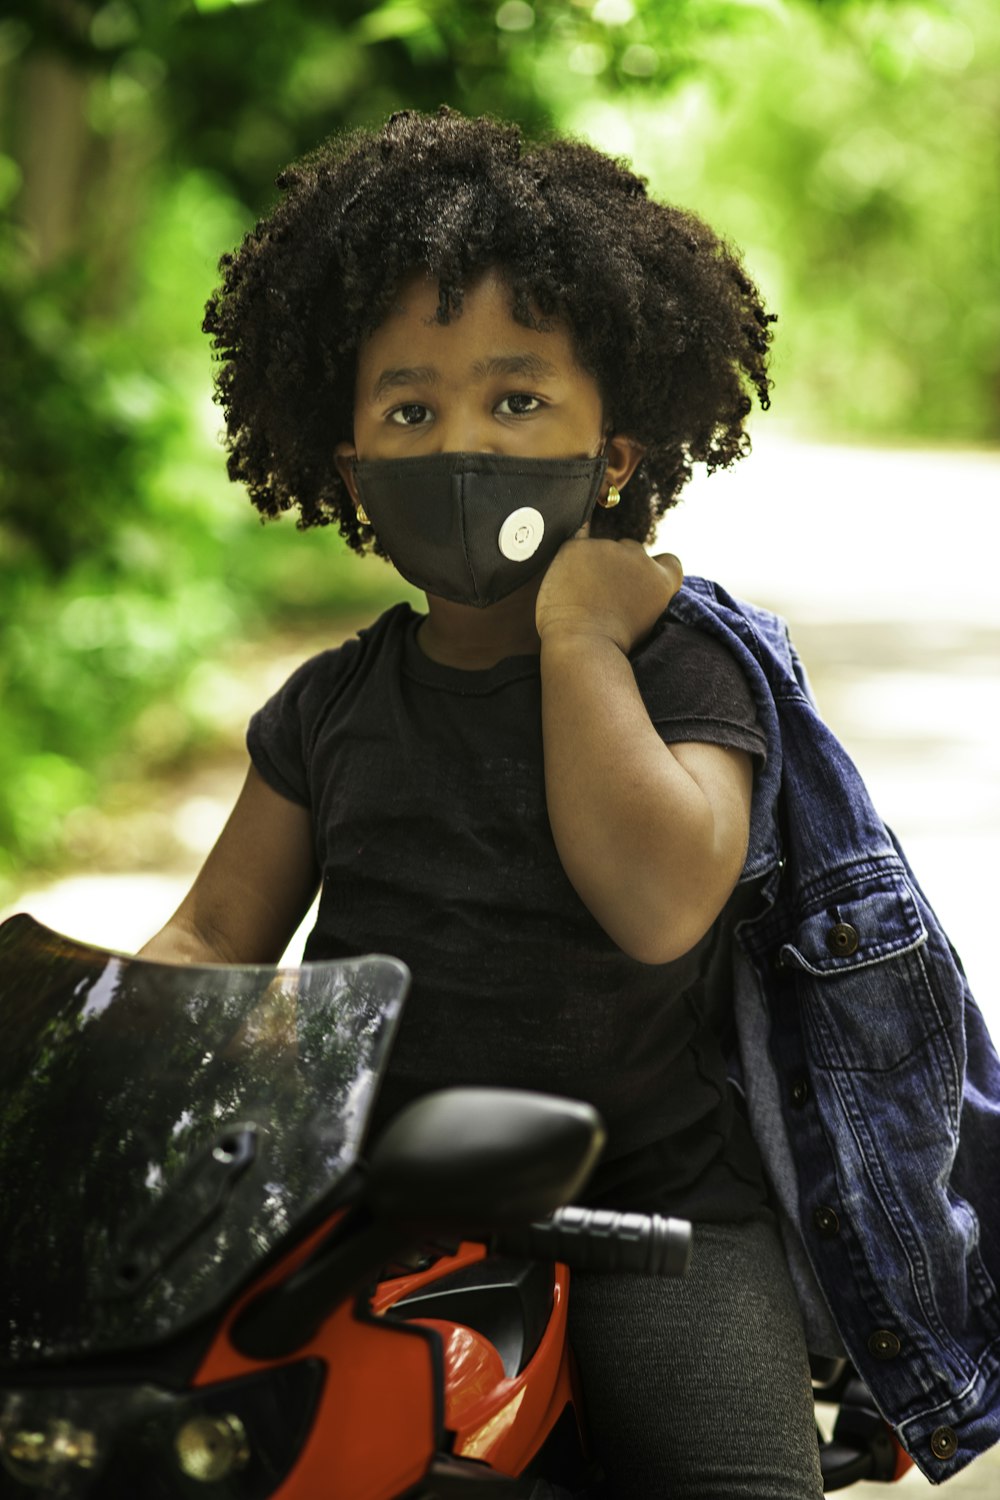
603, 434, 645, 499
334, 441, 360, 503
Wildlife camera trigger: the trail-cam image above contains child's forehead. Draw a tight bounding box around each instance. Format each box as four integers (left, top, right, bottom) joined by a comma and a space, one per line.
358, 267, 576, 370
372, 265, 513, 327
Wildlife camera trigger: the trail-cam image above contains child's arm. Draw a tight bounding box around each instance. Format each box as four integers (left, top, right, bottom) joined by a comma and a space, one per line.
138, 766, 319, 965
537, 540, 752, 966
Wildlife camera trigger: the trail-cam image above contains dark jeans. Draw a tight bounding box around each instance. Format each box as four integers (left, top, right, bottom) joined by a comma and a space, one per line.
567, 1219, 824, 1498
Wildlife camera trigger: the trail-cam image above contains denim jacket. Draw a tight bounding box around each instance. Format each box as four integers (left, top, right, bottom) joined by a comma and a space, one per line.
668, 577, 1000, 1484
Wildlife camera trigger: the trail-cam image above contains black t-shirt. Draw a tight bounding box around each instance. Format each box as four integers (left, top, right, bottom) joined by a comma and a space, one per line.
248, 602, 771, 1222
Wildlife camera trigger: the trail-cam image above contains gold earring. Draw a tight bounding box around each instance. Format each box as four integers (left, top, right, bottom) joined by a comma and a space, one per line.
355, 503, 371, 526
598, 484, 621, 509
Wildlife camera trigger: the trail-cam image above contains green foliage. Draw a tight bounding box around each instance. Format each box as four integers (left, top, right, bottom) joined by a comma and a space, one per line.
0, 160, 405, 885
570, 0, 1000, 440
0, 0, 997, 889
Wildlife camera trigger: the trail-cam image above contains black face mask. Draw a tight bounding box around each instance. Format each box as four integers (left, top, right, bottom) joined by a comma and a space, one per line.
352, 451, 607, 608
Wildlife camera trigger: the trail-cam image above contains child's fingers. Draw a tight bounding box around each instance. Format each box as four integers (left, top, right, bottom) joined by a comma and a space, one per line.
651, 551, 684, 594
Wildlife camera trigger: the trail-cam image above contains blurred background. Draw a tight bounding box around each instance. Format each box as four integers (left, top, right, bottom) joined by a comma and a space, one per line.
1, 4, 999, 1488
1, 3, 998, 988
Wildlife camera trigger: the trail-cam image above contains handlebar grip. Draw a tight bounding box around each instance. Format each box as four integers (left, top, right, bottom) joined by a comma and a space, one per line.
495, 1205, 692, 1277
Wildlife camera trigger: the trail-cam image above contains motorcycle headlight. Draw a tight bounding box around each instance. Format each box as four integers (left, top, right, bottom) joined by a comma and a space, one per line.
0, 1360, 323, 1498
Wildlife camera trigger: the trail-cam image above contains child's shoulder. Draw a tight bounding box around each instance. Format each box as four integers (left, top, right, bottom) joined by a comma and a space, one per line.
635, 609, 748, 678
634, 611, 761, 718
354, 600, 419, 651
290, 601, 416, 681
256, 601, 416, 717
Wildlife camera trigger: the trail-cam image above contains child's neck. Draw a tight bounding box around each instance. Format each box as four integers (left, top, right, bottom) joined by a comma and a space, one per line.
417, 584, 542, 670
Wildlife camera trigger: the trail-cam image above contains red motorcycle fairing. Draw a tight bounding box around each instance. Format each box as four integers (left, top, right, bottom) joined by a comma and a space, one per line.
182, 1235, 588, 1499
379, 1249, 583, 1477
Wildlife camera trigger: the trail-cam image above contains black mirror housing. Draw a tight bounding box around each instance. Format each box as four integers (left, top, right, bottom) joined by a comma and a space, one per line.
365, 1088, 605, 1229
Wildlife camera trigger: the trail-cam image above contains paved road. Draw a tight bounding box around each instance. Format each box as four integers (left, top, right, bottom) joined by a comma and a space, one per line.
667, 432, 999, 1044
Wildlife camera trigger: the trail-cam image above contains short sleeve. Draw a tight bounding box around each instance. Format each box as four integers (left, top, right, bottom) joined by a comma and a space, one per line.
247, 639, 363, 808
247, 604, 416, 810
631, 617, 767, 765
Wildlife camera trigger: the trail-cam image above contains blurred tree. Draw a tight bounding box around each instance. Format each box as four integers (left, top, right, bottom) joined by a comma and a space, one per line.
567, 0, 1000, 441
0, 0, 996, 885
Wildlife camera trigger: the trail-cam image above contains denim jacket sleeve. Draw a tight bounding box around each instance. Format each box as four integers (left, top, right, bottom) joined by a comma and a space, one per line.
668, 577, 1000, 1485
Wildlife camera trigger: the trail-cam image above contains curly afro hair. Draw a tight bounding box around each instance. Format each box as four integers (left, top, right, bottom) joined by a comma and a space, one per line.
203, 107, 775, 555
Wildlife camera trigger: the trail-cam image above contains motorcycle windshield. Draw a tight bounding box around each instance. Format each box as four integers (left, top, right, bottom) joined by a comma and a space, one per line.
0, 915, 409, 1369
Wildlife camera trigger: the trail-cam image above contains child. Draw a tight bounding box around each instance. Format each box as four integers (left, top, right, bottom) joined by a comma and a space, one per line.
138, 108, 896, 1496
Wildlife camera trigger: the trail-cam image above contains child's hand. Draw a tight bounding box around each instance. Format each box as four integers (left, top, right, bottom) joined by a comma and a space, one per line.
535, 537, 683, 654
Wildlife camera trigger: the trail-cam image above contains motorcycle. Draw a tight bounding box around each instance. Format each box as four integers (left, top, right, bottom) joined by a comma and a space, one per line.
0, 914, 911, 1497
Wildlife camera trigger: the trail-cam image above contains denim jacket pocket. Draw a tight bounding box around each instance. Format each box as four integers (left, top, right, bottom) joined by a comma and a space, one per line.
777, 872, 956, 1076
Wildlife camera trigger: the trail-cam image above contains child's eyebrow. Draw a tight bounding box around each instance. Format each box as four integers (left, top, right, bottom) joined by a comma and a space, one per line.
371, 365, 438, 400
370, 352, 559, 402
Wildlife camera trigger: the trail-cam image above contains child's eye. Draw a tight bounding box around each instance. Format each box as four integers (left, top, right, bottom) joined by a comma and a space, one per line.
496, 393, 543, 417
388, 403, 431, 426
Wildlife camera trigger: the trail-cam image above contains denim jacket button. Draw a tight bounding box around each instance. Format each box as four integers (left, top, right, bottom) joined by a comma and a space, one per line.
813, 1205, 840, 1237
827, 921, 860, 956
930, 1427, 958, 1461
790, 1077, 810, 1109
868, 1328, 901, 1360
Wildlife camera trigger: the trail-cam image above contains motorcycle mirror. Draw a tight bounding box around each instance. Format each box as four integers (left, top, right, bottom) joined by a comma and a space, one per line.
365, 1087, 606, 1229
231, 1089, 605, 1360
